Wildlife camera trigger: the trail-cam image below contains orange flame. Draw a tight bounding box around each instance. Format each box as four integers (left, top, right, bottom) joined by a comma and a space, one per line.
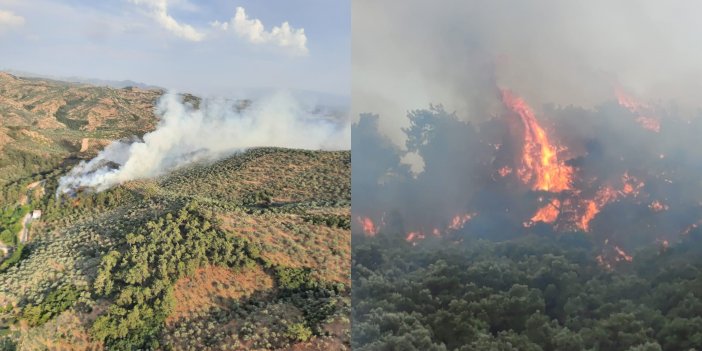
497, 166, 513, 177
578, 186, 618, 231
615, 86, 647, 112
622, 183, 634, 195
613, 245, 633, 262
615, 87, 661, 132
405, 231, 425, 242
501, 89, 573, 192
404, 213, 476, 244
529, 199, 561, 225
578, 200, 599, 231
621, 172, 644, 197
649, 200, 668, 212
357, 216, 378, 236
635, 116, 661, 133
576, 173, 645, 232
448, 213, 475, 231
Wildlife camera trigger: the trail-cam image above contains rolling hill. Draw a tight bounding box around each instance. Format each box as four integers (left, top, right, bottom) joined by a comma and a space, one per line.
0, 73, 350, 350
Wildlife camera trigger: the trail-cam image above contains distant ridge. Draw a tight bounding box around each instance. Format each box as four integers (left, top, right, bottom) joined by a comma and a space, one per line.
2, 69, 163, 90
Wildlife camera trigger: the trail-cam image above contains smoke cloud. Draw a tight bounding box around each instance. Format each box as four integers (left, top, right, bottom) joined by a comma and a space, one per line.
57, 91, 349, 194
352, 0, 702, 259
354, 0, 702, 150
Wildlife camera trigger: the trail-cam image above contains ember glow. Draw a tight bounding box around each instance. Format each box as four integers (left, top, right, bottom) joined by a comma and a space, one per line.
615, 86, 661, 133
680, 218, 702, 236
649, 201, 668, 212
501, 89, 573, 192
448, 213, 475, 231
497, 166, 512, 177
613, 245, 633, 262
400, 213, 478, 244
620, 172, 644, 197
357, 216, 379, 236
405, 231, 425, 242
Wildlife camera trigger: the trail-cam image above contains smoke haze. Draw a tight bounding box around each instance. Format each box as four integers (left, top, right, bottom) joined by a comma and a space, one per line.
352, 0, 702, 261
353, 0, 702, 153
58, 91, 349, 194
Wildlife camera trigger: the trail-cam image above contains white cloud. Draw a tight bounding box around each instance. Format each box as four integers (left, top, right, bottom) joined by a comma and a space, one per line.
212, 7, 308, 56
0, 9, 24, 31
130, 0, 204, 41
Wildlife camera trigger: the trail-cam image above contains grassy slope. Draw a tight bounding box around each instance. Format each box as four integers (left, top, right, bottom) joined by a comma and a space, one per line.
0, 73, 350, 350
0, 71, 161, 202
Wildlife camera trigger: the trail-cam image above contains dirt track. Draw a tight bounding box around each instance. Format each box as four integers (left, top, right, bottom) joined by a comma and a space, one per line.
18, 213, 30, 244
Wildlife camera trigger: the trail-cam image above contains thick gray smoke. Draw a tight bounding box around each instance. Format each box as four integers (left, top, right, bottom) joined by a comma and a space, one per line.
352, 0, 702, 254
354, 0, 702, 150
57, 91, 349, 194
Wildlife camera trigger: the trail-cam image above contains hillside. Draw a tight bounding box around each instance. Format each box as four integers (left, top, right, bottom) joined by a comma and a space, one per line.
0, 71, 162, 190
0, 74, 351, 350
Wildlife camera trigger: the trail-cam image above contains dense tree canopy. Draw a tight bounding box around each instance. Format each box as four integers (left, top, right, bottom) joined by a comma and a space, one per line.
352, 232, 702, 351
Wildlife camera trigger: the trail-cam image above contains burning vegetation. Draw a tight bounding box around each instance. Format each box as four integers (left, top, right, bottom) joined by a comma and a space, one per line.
352, 84, 702, 351
353, 85, 702, 266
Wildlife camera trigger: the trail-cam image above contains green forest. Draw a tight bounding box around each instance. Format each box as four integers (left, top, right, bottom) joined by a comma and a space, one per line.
352, 232, 702, 351
0, 146, 350, 350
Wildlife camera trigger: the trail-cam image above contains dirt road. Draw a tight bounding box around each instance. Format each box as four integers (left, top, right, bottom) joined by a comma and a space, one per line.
18, 213, 31, 244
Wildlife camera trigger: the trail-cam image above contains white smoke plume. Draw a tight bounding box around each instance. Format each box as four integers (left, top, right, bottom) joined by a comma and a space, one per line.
57, 91, 349, 195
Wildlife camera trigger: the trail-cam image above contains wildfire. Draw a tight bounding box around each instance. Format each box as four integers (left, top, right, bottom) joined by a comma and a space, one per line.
405, 231, 425, 243
622, 183, 634, 195
657, 238, 670, 252
613, 245, 633, 262
615, 86, 661, 132
497, 166, 513, 177
681, 220, 702, 236
635, 116, 661, 133
649, 200, 668, 212
501, 89, 573, 192
529, 199, 561, 225
403, 213, 477, 244
596, 255, 611, 270
499, 90, 648, 233
448, 213, 475, 231
577, 186, 618, 231
357, 216, 378, 236
368, 87, 675, 259
621, 172, 644, 197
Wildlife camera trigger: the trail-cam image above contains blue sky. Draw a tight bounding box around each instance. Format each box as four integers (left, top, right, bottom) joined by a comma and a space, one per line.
0, 0, 349, 97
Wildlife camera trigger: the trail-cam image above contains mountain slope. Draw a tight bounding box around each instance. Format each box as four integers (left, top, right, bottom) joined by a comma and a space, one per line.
0, 75, 350, 350
0, 72, 162, 190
